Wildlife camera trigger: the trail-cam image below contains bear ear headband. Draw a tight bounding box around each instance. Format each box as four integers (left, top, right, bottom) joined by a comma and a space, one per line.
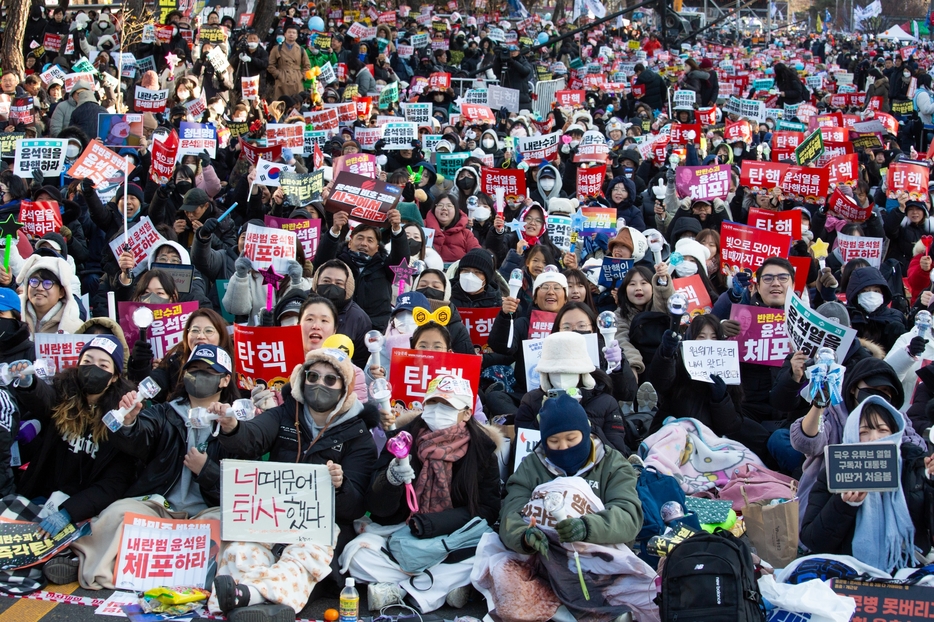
412, 306, 451, 327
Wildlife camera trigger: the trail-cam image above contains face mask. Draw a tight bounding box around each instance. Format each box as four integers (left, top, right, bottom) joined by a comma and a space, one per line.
858, 291, 884, 313
459, 272, 484, 293
904, 72, 911, 79
717, 155, 727, 164
213, 105, 225, 116
733, 147, 742, 156
540, 179, 555, 192
77, 364, 113, 395
548, 373, 579, 390
473, 206, 491, 222
176, 181, 193, 195
421, 402, 462, 431
142, 293, 171, 304
570, 140, 580, 148
247, 42, 258, 50
394, 310, 417, 335
546, 434, 592, 475
482, 138, 495, 149
316, 283, 347, 308
66, 143, 80, 159
177, 91, 190, 100
712, 138, 722, 148
417, 287, 445, 301
184, 370, 223, 398
456, 177, 475, 191
233, 115, 247, 123
857, 387, 890, 404
186, 163, 197, 174
766, 122, 774, 130
0, 317, 20, 340
303, 383, 343, 412
676, 262, 699, 277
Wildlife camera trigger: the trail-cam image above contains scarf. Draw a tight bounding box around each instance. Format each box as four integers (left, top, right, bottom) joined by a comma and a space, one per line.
843, 396, 915, 572
413, 422, 470, 514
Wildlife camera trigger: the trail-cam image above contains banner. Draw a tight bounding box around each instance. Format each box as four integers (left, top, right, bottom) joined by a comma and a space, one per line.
680, 340, 741, 384
118, 301, 198, 359
34, 333, 93, 371
18, 200, 62, 238
133, 86, 168, 113
479, 167, 526, 200
220, 460, 334, 546
387, 348, 481, 410
150, 130, 179, 185
740, 161, 789, 193
672, 274, 712, 316
243, 224, 297, 273
836, 232, 883, 268
265, 123, 304, 149
325, 172, 402, 226
178, 122, 216, 158
887, 162, 929, 202
780, 165, 829, 205
114, 513, 217, 591
11, 139, 66, 179
577, 164, 606, 197
458, 307, 500, 353
264, 215, 321, 262
332, 153, 378, 178
747, 207, 801, 240
516, 132, 560, 164
232, 325, 305, 390
729, 304, 789, 366
720, 221, 792, 277
674, 164, 730, 201
578, 206, 616, 235
67, 139, 136, 187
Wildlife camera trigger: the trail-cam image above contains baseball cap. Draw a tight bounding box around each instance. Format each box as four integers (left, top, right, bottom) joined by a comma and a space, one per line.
0, 288, 20, 314
185, 344, 232, 374
861, 373, 899, 393
180, 188, 210, 212
277, 298, 303, 321
393, 291, 430, 315
424, 375, 473, 410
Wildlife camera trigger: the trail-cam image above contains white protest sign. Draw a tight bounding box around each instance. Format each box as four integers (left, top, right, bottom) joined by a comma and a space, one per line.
513, 428, 541, 471
354, 126, 384, 150
114, 514, 214, 591
680, 340, 741, 384
523, 333, 599, 390
34, 333, 92, 371
134, 86, 169, 113
109, 217, 165, 275
11, 139, 66, 178
207, 45, 230, 72
39, 65, 66, 86
785, 292, 857, 362
220, 460, 334, 545
242, 223, 297, 273
464, 89, 488, 104
381, 122, 418, 149
673, 90, 696, 108
487, 84, 520, 113
318, 61, 336, 85
401, 103, 431, 126
836, 232, 883, 268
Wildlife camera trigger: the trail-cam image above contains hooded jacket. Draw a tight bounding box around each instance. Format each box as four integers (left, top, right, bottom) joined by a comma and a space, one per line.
606, 175, 645, 231
18, 255, 84, 334
311, 262, 373, 370
528, 164, 563, 210
846, 267, 908, 351
146, 240, 213, 309
425, 209, 482, 263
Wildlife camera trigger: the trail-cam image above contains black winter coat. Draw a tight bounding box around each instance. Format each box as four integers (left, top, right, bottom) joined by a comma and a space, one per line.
635, 68, 667, 111
845, 267, 907, 352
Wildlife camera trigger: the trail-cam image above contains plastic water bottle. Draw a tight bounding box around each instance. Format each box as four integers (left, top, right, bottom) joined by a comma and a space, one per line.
339, 577, 359, 622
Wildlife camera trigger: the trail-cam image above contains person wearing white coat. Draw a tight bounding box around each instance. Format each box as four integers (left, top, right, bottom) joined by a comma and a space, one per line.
883, 322, 934, 413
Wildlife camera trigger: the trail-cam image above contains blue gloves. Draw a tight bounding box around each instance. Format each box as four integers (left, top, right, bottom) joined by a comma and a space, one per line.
38, 509, 71, 538
282, 147, 294, 163
731, 271, 751, 299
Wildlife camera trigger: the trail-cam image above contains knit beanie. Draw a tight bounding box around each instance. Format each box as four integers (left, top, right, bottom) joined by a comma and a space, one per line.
457, 248, 496, 287
78, 335, 125, 373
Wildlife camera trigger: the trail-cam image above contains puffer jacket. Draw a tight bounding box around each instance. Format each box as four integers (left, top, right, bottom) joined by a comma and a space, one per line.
613, 275, 674, 374
425, 210, 481, 262
846, 267, 908, 352
606, 175, 645, 230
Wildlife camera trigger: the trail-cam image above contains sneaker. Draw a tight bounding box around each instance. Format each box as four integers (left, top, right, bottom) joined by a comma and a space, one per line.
214, 575, 251, 613
445, 584, 473, 608
628, 454, 645, 469
43, 555, 78, 585
228, 604, 296, 622
637, 382, 657, 412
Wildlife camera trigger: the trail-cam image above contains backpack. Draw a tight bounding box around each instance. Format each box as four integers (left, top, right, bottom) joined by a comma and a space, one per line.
659, 530, 766, 622
628, 311, 669, 363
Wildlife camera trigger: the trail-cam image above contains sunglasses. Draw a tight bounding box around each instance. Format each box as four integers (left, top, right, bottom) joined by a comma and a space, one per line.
305, 370, 340, 387
28, 277, 58, 290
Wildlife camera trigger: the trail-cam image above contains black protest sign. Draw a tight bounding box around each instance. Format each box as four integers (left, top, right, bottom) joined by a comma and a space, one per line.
151, 263, 194, 294
0, 133, 26, 159
832, 579, 934, 621
279, 170, 324, 206
0, 520, 91, 570
824, 442, 899, 493
324, 171, 402, 226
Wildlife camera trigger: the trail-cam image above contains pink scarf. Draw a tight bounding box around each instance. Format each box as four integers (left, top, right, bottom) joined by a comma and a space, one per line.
413, 422, 470, 514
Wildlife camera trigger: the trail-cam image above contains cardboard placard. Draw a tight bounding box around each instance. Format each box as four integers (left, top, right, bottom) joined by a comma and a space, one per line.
836, 232, 883, 268
33, 333, 92, 371
233, 325, 305, 390
598, 258, 633, 288
479, 167, 526, 201
825, 443, 899, 493
11, 139, 67, 179
242, 224, 297, 273
887, 162, 930, 202
108, 216, 164, 275
680, 340, 741, 384
528, 310, 557, 340
264, 215, 321, 261
794, 128, 824, 165
784, 292, 857, 361
332, 153, 379, 178
516, 131, 560, 164
747, 207, 802, 240
577, 164, 606, 198
178, 122, 216, 158
325, 171, 402, 226
134, 87, 169, 113
241, 75, 260, 101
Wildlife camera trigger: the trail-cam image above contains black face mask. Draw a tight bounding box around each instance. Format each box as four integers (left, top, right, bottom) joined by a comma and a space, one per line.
857, 387, 891, 404
316, 283, 347, 308
175, 181, 193, 196
0, 318, 22, 341
417, 287, 445, 301
77, 364, 113, 395
303, 383, 343, 412
456, 177, 475, 191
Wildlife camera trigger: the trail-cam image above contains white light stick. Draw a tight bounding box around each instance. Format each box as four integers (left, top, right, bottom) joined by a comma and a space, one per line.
103, 376, 161, 432
365, 330, 385, 371
507, 268, 523, 348
0, 360, 55, 387
596, 311, 619, 372
370, 378, 394, 429
186, 398, 255, 436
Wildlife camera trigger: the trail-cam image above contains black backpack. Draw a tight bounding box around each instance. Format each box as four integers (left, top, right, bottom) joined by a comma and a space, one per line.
628, 311, 669, 363
659, 530, 765, 622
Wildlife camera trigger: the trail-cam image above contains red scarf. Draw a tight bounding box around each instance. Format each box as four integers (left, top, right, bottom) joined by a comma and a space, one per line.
413, 422, 470, 514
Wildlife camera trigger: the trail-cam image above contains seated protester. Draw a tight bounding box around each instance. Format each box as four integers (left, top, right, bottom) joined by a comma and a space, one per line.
341, 375, 501, 613
486, 203, 563, 270
17, 255, 83, 334
492, 394, 657, 621
672, 238, 720, 303
800, 396, 934, 571
127, 309, 233, 402
648, 317, 744, 440
612, 263, 673, 378
310, 260, 373, 371
846, 266, 908, 352
172, 188, 237, 253
514, 330, 632, 463
564, 268, 598, 310
498, 243, 557, 319
312, 209, 409, 332
210, 347, 379, 616
790, 357, 924, 524
450, 248, 504, 309
403, 222, 443, 271
411, 269, 474, 355
190, 215, 247, 289
489, 268, 569, 394
145, 241, 212, 308
72, 344, 237, 590
0, 288, 34, 365
297, 297, 367, 404
425, 193, 482, 262
11, 336, 136, 586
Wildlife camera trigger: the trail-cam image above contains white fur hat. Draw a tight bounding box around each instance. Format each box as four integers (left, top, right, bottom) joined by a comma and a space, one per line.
536, 332, 596, 374
532, 270, 567, 296
674, 238, 711, 275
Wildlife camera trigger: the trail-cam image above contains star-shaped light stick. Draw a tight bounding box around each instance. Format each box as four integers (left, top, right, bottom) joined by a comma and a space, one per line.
811, 238, 829, 270
258, 266, 284, 311
391, 257, 418, 297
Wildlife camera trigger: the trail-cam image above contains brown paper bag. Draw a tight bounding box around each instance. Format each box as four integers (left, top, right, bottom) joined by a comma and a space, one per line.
742, 499, 799, 568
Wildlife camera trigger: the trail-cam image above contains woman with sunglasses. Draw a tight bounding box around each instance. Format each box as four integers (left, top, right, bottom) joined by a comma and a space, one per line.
298, 297, 368, 404
208, 345, 380, 618
17, 255, 84, 334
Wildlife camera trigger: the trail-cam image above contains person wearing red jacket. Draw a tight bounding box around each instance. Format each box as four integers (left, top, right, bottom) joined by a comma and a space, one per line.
424, 194, 481, 263
906, 240, 934, 304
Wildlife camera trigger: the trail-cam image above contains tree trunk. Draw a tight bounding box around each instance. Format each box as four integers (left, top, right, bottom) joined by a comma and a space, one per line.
553, 0, 566, 23
126, 0, 145, 20
2, 0, 29, 79
254, 0, 277, 40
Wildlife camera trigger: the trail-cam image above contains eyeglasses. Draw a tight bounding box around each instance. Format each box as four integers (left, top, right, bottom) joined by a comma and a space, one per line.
759, 273, 792, 285
537, 284, 563, 293
156, 255, 182, 264
560, 322, 591, 332
305, 370, 340, 387
525, 217, 544, 226
28, 277, 57, 290
188, 327, 218, 337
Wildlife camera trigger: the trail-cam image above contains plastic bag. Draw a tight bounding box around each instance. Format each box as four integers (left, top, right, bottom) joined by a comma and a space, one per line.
758, 574, 855, 622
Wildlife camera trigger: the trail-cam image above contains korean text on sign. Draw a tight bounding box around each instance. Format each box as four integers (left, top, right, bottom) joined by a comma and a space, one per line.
108, 217, 164, 275
680, 340, 741, 384
118, 301, 198, 359
388, 348, 482, 411
729, 304, 790, 367
784, 292, 857, 361
720, 221, 791, 277
114, 513, 216, 591
233, 324, 305, 390
458, 307, 500, 352
243, 224, 297, 273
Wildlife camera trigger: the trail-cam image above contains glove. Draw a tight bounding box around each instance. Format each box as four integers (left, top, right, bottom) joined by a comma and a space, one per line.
285, 259, 303, 285
817, 267, 838, 290
16, 420, 41, 444
199, 217, 219, 240
260, 310, 274, 326
131, 339, 153, 366
386, 457, 415, 486
281, 147, 294, 163
235, 256, 251, 278
659, 330, 681, 358
603, 340, 622, 371
7, 359, 33, 388
240, 53, 251, 63
523, 526, 549, 557
555, 517, 587, 543
909, 336, 929, 357
38, 509, 71, 538
720, 319, 742, 338
200, 150, 211, 168
409, 513, 430, 538
31, 168, 44, 185
710, 374, 727, 402
666, 167, 676, 183
81, 177, 95, 194
251, 386, 278, 411
731, 271, 751, 299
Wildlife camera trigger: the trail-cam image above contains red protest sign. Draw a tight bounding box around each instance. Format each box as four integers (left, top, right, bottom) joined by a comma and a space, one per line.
827, 187, 871, 223
555, 90, 586, 107
325, 171, 403, 226
458, 307, 501, 352
67, 139, 135, 187
720, 221, 792, 276
150, 130, 178, 185
241, 76, 260, 100
826, 153, 858, 187
674, 164, 730, 201
672, 274, 712, 316
240, 141, 282, 166
352, 96, 372, 119
461, 104, 495, 124
724, 120, 752, 143
696, 106, 717, 125
388, 348, 481, 410
669, 123, 702, 145
18, 200, 62, 237
631, 84, 645, 99
820, 127, 848, 143
780, 165, 829, 205
428, 72, 451, 90
233, 325, 305, 390
238, 13, 254, 26
789, 255, 812, 295
154, 24, 174, 43
886, 162, 930, 202
577, 164, 606, 198
810, 112, 843, 129
740, 161, 789, 192
480, 167, 526, 200
747, 207, 802, 240
771, 131, 804, 151
529, 310, 557, 339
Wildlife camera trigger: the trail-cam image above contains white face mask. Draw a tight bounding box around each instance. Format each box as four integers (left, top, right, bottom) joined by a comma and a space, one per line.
540, 179, 555, 192
675, 261, 698, 277
393, 310, 417, 335
177, 90, 190, 100
858, 291, 884, 313
904, 72, 911, 79
247, 42, 258, 49
473, 206, 491, 222
482, 138, 495, 149
548, 373, 580, 390
733, 147, 742, 156
570, 140, 580, 148
712, 138, 722, 148
459, 271, 484, 293
187, 163, 197, 173
422, 402, 462, 431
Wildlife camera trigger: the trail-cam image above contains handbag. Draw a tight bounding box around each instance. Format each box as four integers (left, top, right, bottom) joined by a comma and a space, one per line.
387, 516, 491, 574
718, 463, 798, 511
